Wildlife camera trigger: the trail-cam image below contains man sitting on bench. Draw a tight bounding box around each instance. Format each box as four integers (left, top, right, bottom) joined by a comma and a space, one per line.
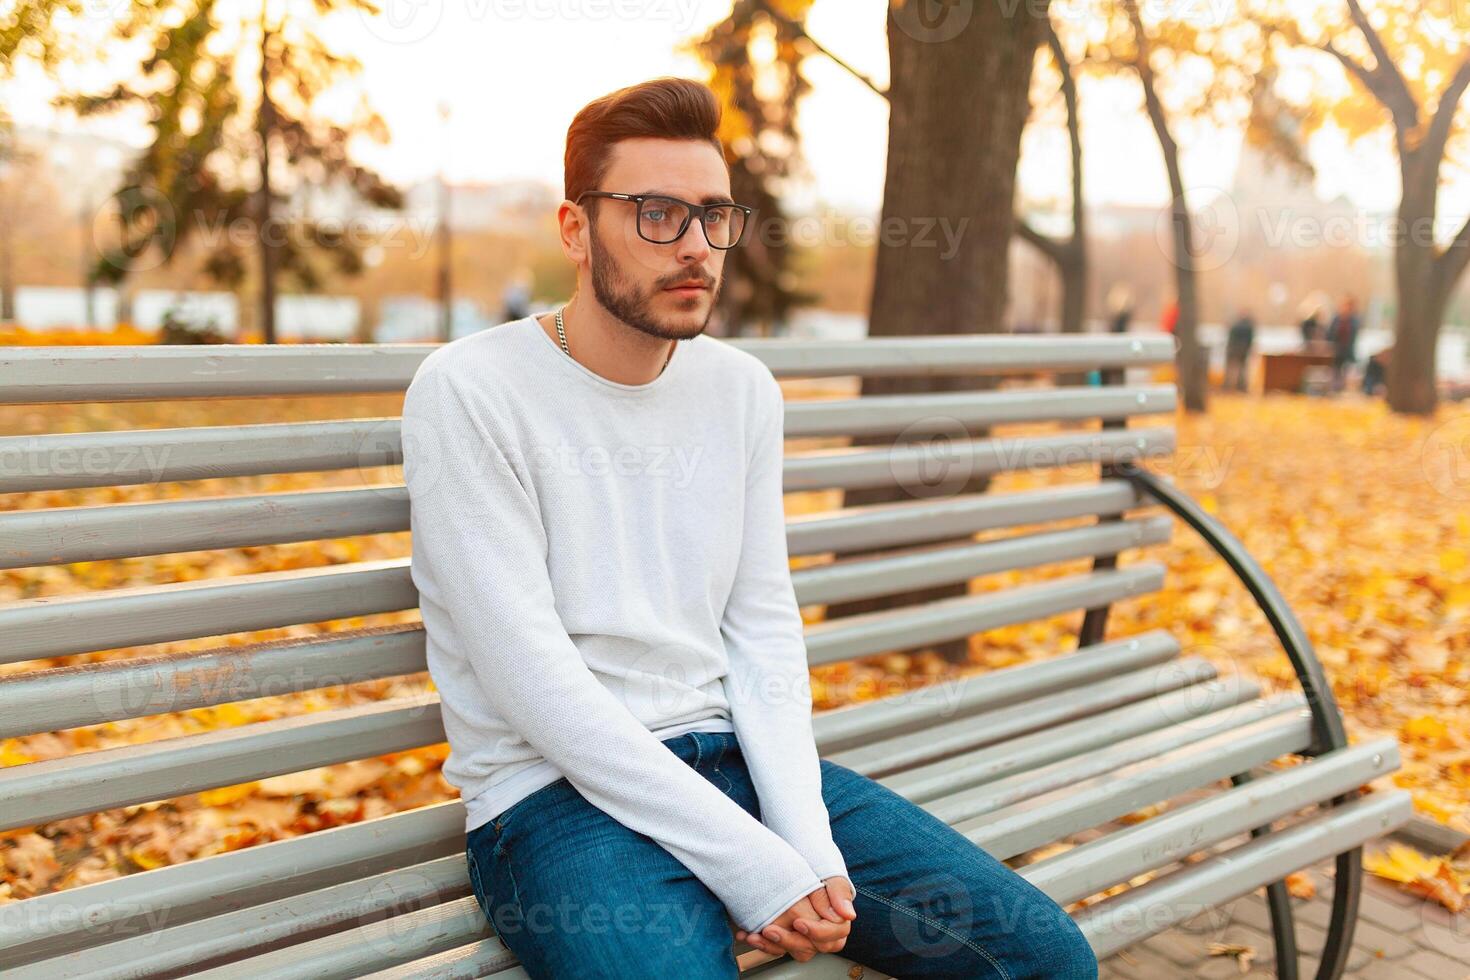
400, 75, 1098, 980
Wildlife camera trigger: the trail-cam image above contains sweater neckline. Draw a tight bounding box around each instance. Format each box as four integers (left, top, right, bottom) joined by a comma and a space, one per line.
526, 313, 687, 395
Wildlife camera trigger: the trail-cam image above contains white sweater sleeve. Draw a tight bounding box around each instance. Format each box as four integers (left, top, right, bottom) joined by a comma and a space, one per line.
718, 372, 851, 891
402, 367, 826, 935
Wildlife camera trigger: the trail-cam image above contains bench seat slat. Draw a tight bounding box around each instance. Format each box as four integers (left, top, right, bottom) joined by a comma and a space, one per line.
338, 791, 1416, 980
1074, 789, 1415, 959
1029, 737, 1403, 905
357, 939, 523, 980
832, 656, 1217, 777
36, 718, 1384, 980
814, 630, 1180, 752
0, 801, 466, 970
956, 711, 1315, 854
889, 685, 1291, 808
1, 856, 473, 980
0, 631, 1185, 962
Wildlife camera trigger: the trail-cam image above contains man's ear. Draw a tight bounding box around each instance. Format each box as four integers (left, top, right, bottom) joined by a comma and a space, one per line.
559, 201, 590, 265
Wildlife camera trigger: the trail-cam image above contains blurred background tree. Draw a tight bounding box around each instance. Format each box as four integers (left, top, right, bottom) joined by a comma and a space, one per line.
691, 0, 821, 338
63, 0, 403, 343
1267, 0, 1470, 415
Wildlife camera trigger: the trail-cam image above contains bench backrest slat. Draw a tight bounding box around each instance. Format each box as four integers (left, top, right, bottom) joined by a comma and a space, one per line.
0, 335, 1174, 402
0, 334, 1178, 839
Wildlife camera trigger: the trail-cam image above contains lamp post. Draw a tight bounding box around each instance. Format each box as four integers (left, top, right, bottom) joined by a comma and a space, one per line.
436, 100, 452, 343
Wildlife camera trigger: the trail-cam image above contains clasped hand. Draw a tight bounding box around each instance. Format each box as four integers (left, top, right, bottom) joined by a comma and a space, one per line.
734, 876, 857, 962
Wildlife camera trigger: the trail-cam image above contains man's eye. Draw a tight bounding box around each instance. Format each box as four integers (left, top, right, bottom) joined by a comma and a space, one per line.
706, 212, 725, 225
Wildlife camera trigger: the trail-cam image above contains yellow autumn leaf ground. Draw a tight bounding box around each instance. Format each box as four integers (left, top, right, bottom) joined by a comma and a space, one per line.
0, 382, 1465, 909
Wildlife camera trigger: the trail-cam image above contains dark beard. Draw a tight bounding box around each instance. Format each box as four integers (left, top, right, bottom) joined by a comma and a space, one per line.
588, 225, 721, 342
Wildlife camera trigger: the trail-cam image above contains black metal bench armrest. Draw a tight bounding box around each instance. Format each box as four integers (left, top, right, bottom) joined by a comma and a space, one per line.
1115, 462, 1348, 758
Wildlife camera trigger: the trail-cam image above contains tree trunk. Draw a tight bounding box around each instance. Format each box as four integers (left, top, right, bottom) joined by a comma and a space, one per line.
256, 19, 278, 346
1053, 24, 1086, 339
1128, 0, 1205, 412
0, 207, 13, 322
1386, 151, 1442, 414
823, 0, 1050, 664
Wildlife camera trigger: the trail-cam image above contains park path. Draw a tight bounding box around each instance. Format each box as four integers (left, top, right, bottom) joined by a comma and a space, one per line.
1099, 847, 1470, 979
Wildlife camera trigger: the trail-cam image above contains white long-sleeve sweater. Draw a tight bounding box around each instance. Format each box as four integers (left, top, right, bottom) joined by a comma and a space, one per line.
400, 313, 848, 935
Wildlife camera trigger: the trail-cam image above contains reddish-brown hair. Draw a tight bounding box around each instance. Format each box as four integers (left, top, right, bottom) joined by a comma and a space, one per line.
564, 77, 725, 211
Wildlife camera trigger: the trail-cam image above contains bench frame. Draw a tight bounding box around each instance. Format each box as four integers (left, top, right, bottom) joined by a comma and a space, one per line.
1113, 461, 1356, 980
0, 335, 1406, 979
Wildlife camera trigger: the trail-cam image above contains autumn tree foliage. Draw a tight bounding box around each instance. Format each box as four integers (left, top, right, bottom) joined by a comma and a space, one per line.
65, 0, 403, 343
1268, 0, 1470, 415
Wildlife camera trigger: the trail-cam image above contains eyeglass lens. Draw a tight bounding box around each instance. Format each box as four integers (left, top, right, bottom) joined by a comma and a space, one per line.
637, 196, 746, 247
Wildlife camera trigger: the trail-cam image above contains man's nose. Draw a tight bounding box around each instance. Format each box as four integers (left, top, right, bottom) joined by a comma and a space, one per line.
674, 215, 712, 263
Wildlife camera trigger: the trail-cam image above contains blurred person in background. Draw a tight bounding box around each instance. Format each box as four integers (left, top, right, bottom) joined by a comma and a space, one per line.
1224, 308, 1256, 393
1326, 295, 1360, 393
1159, 294, 1178, 335
1107, 283, 1134, 334
1298, 293, 1328, 348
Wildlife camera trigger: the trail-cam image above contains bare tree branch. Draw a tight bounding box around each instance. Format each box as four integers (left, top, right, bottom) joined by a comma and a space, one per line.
1437, 210, 1470, 296
1047, 21, 1083, 250
1340, 0, 1421, 128
1421, 55, 1470, 169
1015, 216, 1063, 261
753, 0, 888, 99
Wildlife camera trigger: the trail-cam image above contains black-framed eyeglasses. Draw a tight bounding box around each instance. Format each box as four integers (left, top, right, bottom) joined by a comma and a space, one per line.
576, 191, 752, 249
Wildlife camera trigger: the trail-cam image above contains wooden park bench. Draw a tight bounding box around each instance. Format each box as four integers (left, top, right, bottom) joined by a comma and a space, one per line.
0, 333, 1412, 978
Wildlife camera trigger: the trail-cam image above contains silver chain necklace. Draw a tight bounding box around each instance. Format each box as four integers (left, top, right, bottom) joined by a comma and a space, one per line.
555, 306, 674, 374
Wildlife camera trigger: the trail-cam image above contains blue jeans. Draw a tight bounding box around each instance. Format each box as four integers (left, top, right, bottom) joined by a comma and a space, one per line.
464, 729, 1098, 979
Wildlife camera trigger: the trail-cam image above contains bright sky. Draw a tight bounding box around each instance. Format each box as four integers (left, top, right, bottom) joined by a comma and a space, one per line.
3, 0, 1459, 218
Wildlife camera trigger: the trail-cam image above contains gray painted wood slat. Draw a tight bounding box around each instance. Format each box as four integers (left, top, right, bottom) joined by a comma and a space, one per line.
0, 567, 1169, 822
0, 630, 1189, 962
0, 522, 1171, 734
0, 386, 1177, 493
0, 335, 1177, 403
0, 483, 1155, 662
9, 686, 1303, 979
1074, 790, 1415, 959
0, 431, 1171, 569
